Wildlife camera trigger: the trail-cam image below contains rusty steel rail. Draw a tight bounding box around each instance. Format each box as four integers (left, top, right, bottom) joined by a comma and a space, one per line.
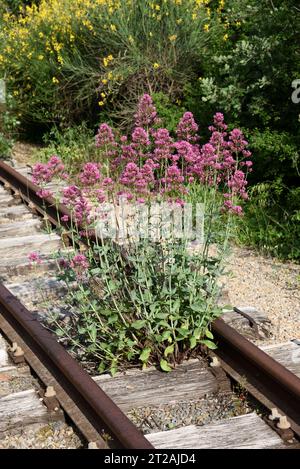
0, 161, 70, 229
0, 282, 152, 449
212, 318, 300, 436
2, 160, 300, 443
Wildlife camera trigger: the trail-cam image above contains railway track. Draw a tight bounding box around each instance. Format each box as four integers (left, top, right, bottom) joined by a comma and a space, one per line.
0, 159, 300, 450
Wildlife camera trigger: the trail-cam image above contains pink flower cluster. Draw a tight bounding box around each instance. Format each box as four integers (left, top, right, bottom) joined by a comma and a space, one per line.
79, 163, 101, 186
28, 251, 42, 265
134, 94, 159, 128
70, 253, 89, 271
32, 155, 67, 186
95, 123, 118, 158
34, 94, 252, 223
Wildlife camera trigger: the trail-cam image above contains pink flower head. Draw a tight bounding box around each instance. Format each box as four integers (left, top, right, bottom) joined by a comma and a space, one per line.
95, 124, 118, 158
95, 189, 106, 203
132, 127, 150, 146
32, 163, 52, 185
36, 188, 53, 199
153, 128, 173, 161
134, 94, 158, 128
58, 257, 69, 269
61, 214, 69, 222
28, 252, 42, 265
174, 141, 198, 164
176, 112, 199, 142
63, 185, 81, 206
32, 156, 66, 185
70, 253, 89, 271
210, 112, 228, 132
102, 177, 113, 187
229, 128, 250, 154
79, 162, 101, 186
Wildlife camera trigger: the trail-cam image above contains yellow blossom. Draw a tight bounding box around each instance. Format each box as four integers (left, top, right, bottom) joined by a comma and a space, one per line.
98, 101, 104, 106
52, 77, 59, 84
169, 35, 177, 42
203, 23, 209, 32
38, 54, 44, 60
223, 33, 228, 41
101, 92, 106, 98
153, 63, 160, 69
110, 24, 116, 32
102, 79, 108, 84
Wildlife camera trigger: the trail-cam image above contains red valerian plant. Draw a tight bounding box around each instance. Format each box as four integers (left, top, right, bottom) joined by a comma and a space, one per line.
32, 94, 251, 228
34, 95, 252, 374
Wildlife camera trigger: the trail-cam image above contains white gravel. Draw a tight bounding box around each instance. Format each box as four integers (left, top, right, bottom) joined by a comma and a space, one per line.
226, 246, 300, 343
0, 421, 82, 449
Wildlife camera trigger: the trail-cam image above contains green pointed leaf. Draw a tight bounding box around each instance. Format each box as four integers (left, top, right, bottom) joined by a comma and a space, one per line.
131, 319, 146, 330
164, 344, 174, 357
139, 347, 151, 363
201, 339, 218, 350
190, 336, 197, 349
160, 359, 172, 372
98, 362, 106, 374
160, 330, 172, 341
205, 329, 214, 340
193, 328, 201, 340
177, 327, 189, 337
190, 303, 204, 312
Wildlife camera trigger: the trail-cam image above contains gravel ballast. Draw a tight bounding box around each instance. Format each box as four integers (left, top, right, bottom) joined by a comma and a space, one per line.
226, 246, 300, 342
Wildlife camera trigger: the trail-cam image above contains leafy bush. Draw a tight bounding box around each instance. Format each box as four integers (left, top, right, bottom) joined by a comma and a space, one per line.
0, 103, 20, 158
182, 0, 300, 261
33, 123, 98, 172
0, 0, 225, 126
30, 95, 251, 373
237, 182, 300, 261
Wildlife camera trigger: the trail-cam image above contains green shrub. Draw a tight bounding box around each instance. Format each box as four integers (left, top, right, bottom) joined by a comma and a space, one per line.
33, 123, 98, 172
0, 0, 224, 127
237, 182, 300, 261
0, 103, 20, 158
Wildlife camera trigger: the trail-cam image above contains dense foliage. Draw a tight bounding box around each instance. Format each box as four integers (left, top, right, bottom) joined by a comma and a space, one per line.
30, 95, 251, 373
1, 0, 299, 259
0, 0, 224, 126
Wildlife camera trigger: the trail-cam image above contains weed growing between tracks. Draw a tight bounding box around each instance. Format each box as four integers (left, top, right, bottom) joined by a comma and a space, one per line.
30, 95, 252, 375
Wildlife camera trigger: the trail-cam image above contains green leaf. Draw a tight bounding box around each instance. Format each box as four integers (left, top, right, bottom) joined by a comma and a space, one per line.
160, 330, 172, 341
98, 362, 106, 374
205, 329, 214, 340
177, 327, 189, 337
160, 359, 172, 372
139, 347, 151, 363
200, 339, 218, 350
90, 326, 97, 342
193, 328, 201, 340
164, 344, 174, 357
131, 319, 146, 330
190, 303, 204, 312
108, 314, 118, 324
171, 298, 181, 312
190, 336, 197, 349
